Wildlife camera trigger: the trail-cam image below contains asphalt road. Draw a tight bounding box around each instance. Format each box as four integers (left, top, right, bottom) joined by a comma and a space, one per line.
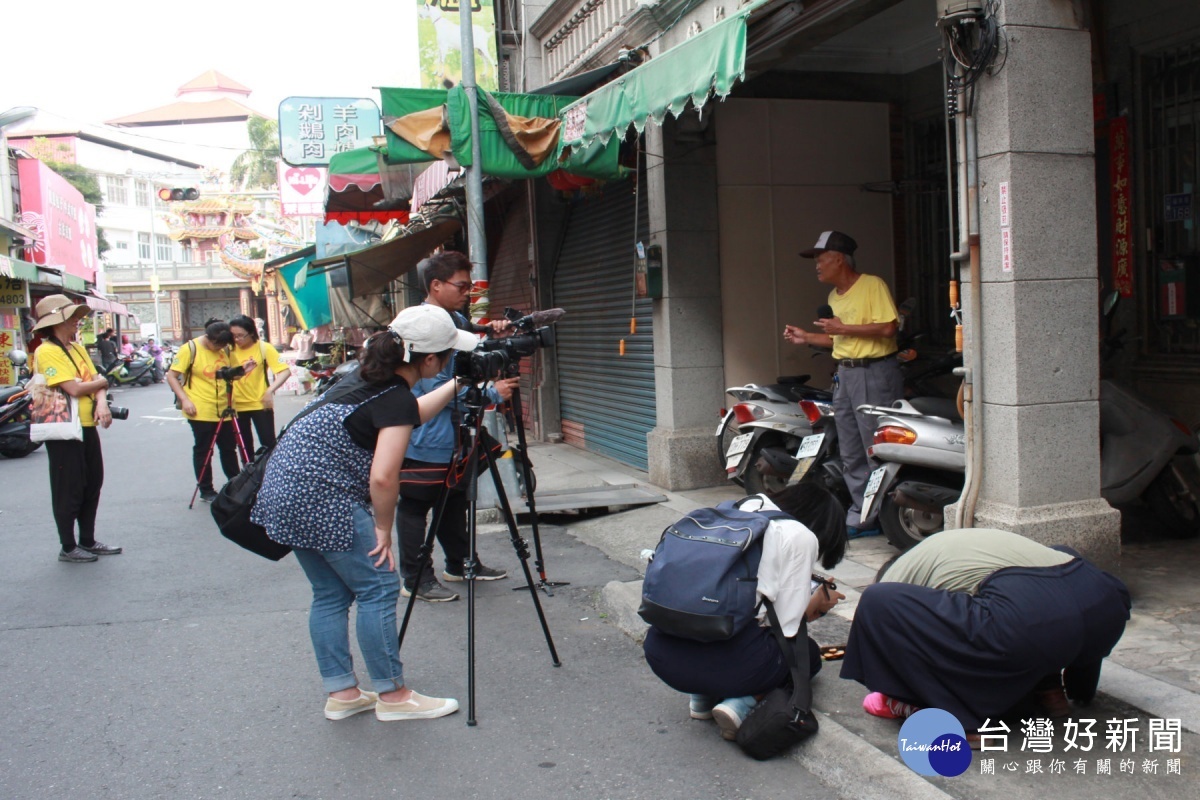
0, 385, 836, 800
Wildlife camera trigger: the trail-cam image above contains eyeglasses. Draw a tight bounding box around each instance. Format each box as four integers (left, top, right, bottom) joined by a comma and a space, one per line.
440, 279, 473, 293
231, 331, 252, 341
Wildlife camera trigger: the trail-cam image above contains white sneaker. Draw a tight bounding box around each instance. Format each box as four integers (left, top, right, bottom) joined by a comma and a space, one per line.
375, 689, 460, 721
324, 690, 378, 720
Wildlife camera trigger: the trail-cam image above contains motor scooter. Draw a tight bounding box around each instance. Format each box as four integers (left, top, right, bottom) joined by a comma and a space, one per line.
716, 375, 832, 494
859, 292, 1200, 549
856, 397, 966, 550
106, 352, 159, 387
0, 352, 39, 458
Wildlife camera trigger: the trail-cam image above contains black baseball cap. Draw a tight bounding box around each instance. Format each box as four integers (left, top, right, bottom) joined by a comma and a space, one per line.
799, 230, 858, 258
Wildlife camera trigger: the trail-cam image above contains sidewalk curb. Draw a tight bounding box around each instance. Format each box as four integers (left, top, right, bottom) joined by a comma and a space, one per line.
600, 579, 955, 800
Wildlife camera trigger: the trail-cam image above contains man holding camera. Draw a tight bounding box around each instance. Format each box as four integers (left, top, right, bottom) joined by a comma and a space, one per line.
398, 251, 520, 602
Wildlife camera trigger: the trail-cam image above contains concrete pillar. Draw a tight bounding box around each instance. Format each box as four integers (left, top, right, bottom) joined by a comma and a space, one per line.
239, 287, 254, 318
169, 291, 184, 341
645, 119, 727, 490
951, 0, 1119, 562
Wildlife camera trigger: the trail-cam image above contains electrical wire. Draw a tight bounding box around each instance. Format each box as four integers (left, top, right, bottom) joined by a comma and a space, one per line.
941, 0, 1006, 116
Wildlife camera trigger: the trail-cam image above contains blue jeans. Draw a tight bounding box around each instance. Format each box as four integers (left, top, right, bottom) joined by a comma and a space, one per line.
293, 504, 405, 694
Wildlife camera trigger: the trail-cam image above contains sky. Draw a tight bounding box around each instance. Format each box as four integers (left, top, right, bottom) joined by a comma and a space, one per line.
1, 0, 419, 150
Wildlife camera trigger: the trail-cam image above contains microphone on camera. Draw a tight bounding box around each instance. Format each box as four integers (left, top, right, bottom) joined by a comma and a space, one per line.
511, 308, 566, 329
817, 304, 834, 320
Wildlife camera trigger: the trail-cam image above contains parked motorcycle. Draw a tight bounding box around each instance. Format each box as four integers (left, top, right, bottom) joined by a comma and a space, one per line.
857, 396, 966, 550
106, 352, 161, 387
716, 375, 832, 494
859, 292, 1200, 549
0, 351, 40, 458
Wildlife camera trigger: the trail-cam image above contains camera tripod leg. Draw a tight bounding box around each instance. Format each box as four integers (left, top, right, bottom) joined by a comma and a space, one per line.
480, 439, 560, 668
506, 387, 568, 595
188, 422, 223, 510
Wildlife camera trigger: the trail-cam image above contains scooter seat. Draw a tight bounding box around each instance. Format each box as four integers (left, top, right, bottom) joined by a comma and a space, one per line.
907, 396, 962, 422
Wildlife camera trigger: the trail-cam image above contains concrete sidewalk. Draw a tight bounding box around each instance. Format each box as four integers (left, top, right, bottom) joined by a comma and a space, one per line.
520, 440, 1199, 800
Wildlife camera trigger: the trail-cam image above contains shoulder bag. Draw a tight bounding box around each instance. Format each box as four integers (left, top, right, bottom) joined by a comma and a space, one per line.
29, 350, 84, 443
734, 600, 820, 760
210, 394, 332, 560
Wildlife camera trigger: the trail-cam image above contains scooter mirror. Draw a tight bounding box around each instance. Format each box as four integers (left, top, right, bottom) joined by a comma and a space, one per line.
1102, 290, 1120, 318
6, 349, 27, 366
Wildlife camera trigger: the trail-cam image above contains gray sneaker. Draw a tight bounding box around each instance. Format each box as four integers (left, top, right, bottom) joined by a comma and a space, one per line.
80, 541, 122, 556
443, 564, 508, 582
59, 547, 98, 563
401, 579, 460, 603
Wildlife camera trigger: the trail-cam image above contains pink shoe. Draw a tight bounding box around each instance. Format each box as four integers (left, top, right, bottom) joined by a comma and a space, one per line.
863, 691, 920, 719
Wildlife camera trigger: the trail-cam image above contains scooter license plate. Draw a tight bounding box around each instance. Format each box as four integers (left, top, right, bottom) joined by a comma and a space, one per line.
788, 434, 825, 484
860, 466, 888, 521
724, 432, 754, 471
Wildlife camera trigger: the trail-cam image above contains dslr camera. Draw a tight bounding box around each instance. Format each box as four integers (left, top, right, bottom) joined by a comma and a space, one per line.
453, 307, 561, 384
215, 364, 246, 382
106, 397, 129, 421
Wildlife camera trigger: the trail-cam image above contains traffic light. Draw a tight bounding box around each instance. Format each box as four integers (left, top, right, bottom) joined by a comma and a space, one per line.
157, 187, 200, 202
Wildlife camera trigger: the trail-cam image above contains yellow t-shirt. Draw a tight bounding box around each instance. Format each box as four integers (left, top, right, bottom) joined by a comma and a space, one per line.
170, 338, 234, 422
230, 341, 291, 412
35, 341, 101, 427
827, 274, 900, 360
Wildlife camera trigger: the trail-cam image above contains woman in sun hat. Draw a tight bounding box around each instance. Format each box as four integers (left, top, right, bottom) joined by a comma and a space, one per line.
31, 294, 122, 564
251, 304, 478, 723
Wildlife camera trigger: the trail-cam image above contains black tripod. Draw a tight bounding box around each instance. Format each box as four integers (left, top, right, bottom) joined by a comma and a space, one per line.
503, 380, 568, 595
397, 384, 560, 726
188, 378, 250, 509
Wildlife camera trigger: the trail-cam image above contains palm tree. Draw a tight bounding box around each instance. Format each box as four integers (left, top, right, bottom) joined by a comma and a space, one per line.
230, 116, 280, 189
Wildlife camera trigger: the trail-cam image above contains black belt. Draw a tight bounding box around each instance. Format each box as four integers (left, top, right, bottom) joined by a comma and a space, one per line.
837, 354, 896, 368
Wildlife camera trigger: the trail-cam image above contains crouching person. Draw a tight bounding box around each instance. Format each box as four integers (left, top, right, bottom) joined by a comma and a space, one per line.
840, 528, 1132, 733
640, 484, 848, 742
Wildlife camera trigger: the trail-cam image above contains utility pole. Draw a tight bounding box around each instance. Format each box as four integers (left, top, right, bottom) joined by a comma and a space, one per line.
459, 0, 489, 293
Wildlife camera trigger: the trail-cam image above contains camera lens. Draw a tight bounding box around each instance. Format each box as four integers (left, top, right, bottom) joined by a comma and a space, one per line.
107, 404, 130, 421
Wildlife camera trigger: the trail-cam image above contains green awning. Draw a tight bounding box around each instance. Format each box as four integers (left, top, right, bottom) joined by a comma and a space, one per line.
0, 256, 39, 281
276, 255, 332, 330
379, 86, 622, 180
558, 0, 766, 150
327, 147, 381, 177
63, 273, 87, 292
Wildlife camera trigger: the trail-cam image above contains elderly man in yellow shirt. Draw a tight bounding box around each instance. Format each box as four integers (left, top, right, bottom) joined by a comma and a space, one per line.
784, 231, 904, 538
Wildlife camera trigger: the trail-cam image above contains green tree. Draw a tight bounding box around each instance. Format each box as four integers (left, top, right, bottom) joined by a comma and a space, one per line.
44, 157, 110, 257
230, 116, 280, 190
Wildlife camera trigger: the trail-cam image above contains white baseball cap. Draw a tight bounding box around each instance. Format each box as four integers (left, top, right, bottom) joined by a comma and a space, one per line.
389, 304, 478, 361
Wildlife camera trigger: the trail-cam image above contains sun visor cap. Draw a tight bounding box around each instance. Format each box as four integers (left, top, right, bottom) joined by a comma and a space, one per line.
389, 304, 479, 361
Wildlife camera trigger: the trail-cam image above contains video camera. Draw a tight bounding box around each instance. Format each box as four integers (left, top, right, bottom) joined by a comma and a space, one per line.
215, 364, 246, 382
453, 307, 564, 384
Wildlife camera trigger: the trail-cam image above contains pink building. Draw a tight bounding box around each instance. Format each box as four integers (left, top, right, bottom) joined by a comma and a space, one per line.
16, 158, 98, 284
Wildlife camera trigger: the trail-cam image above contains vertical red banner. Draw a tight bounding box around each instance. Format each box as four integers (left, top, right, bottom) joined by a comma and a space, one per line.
1110, 117, 1134, 297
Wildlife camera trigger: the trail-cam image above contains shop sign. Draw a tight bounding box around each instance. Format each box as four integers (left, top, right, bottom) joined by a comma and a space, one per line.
1110, 118, 1133, 298
277, 163, 327, 217
0, 330, 15, 385
1165, 193, 1193, 223
0, 277, 30, 308
279, 97, 381, 167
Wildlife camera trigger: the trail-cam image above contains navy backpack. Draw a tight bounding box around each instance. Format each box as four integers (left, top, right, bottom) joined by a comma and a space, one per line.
639, 498, 790, 642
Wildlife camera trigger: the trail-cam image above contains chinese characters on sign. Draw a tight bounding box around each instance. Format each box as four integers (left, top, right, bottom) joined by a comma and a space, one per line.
563, 103, 589, 146
0, 329, 16, 385
998, 182, 1013, 273
1165, 193, 1193, 223
976, 717, 1183, 777
1110, 117, 1134, 298
0, 277, 30, 308
279, 97, 381, 167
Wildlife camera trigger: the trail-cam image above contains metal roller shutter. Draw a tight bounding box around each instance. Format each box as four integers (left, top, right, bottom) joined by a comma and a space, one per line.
553, 178, 655, 470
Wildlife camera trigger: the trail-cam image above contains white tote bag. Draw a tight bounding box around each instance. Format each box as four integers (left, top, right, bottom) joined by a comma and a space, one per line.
29, 373, 83, 442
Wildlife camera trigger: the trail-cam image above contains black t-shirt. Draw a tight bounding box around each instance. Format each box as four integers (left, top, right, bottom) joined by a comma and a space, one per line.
322, 373, 421, 451
97, 337, 118, 363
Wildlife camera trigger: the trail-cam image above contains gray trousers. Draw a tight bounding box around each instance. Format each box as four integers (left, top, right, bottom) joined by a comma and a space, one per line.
833, 358, 904, 527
